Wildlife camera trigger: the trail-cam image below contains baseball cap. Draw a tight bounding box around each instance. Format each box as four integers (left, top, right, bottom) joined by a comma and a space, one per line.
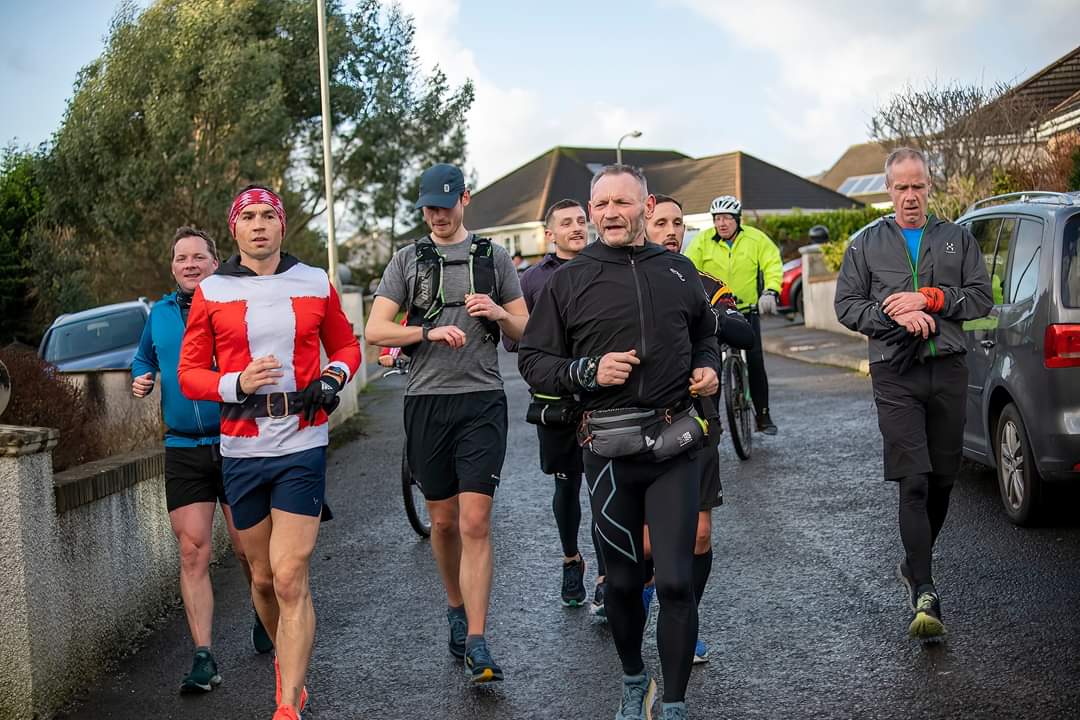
415, 163, 466, 209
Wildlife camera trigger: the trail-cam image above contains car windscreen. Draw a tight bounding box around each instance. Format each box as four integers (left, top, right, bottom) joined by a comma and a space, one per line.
1063, 214, 1080, 308
43, 308, 147, 364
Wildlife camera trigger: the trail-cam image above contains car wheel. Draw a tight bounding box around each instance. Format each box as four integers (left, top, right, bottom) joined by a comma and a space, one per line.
795, 288, 804, 320
995, 403, 1041, 526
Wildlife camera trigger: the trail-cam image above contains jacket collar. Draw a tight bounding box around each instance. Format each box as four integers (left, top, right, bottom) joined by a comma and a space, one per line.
882, 214, 943, 235
217, 252, 301, 277
580, 239, 666, 265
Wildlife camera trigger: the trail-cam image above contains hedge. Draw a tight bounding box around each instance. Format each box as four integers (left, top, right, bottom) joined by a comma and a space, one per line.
744, 207, 892, 269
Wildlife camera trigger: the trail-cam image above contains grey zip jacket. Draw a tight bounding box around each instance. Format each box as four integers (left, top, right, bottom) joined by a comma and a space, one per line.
834, 214, 992, 364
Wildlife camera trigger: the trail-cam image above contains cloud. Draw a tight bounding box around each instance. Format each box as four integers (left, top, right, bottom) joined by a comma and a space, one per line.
395, 0, 675, 188
672, 0, 1080, 173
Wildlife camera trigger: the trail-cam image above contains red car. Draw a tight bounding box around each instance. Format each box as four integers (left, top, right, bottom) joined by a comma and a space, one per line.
778, 257, 803, 319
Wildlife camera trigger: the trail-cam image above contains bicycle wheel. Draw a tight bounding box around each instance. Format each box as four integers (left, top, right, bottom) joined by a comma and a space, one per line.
723, 355, 752, 460
401, 446, 431, 538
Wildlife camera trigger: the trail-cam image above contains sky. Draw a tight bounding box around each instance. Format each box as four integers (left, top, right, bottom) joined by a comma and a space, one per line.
3, 0, 1078, 189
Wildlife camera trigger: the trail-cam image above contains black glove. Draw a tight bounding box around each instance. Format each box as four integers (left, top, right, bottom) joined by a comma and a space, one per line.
298, 374, 342, 423
887, 324, 941, 375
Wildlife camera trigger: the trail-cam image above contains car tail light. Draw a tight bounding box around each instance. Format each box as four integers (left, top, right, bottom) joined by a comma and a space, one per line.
1044, 324, 1080, 368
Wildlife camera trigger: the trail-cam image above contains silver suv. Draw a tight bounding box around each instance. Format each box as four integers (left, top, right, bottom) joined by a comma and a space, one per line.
38, 299, 151, 371
957, 191, 1080, 524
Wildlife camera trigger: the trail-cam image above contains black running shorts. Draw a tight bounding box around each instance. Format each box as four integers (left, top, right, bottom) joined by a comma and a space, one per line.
537, 423, 584, 476
697, 424, 723, 511
164, 444, 227, 512
869, 354, 968, 480
403, 390, 508, 501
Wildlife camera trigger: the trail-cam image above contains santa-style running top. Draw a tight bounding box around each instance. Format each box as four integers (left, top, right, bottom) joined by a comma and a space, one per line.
178, 253, 361, 458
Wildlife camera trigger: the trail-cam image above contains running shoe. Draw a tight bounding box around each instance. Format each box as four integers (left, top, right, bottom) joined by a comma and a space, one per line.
447, 607, 468, 659
463, 638, 504, 683
615, 672, 657, 720
252, 612, 274, 654
561, 557, 587, 607
642, 583, 656, 617
895, 560, 917, 612
274, 656, 308, 711
692, 639, 709, 665
591, 581, 608, 620
661, 701, 689, 720
755, 411, 778, 436
909, 591, 947, 642
179, 649, 222, 694
272, 705, 301, 720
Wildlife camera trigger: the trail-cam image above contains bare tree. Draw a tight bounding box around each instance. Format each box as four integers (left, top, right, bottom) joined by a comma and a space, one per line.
869, 79, 1049, 191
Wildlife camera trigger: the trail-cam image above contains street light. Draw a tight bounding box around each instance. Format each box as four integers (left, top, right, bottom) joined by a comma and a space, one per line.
616, 130, 642, 165
316, 0, 340, 290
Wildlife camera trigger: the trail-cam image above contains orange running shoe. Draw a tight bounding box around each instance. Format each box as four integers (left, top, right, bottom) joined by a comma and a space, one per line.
274, 656, 309, 711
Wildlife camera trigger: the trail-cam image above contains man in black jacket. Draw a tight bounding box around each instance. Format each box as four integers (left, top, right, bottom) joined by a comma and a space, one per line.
646, 193, 754, 667
520, 165, 719, 720
835, 147, 992, 643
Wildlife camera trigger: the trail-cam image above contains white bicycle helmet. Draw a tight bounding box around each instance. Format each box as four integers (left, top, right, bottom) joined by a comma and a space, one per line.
709, 195, 741, 217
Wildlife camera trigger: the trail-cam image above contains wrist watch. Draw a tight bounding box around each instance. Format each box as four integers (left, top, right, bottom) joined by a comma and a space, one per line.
422, 324, 432, 342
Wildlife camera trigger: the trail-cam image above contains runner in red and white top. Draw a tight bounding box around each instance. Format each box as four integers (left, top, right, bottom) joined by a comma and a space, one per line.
178, 185, 359, 720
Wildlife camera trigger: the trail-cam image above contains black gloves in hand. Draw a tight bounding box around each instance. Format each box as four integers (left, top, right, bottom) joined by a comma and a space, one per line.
299, 374, 342, 423
882, 322, 940, 375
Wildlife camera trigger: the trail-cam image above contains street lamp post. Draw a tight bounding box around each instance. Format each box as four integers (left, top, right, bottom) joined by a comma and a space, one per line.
316, 0, 340, 290
616, 130, 642, 165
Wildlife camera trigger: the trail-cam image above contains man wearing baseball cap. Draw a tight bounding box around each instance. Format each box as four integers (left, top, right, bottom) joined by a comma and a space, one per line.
179, 184, 361, 720
367, 163, 527, 684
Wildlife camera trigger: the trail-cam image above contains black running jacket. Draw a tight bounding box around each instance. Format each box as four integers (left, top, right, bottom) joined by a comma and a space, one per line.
518, 240, 720, 412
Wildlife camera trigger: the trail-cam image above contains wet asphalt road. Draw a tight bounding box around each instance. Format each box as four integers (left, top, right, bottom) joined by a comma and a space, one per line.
59, 349, 1080, 720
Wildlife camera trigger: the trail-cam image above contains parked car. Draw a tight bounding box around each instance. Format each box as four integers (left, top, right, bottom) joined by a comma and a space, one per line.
38, 299, 152, 371
778, 257, 803, 319
956, 191, 1080, 525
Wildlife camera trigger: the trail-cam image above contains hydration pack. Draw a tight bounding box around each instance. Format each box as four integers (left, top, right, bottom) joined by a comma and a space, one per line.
403, 235, 500, 355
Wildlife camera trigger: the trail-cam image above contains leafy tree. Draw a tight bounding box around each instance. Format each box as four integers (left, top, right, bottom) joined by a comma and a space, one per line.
1068, 144, 1080, 192
35, 0, 472, 324
0, 148, 46, 344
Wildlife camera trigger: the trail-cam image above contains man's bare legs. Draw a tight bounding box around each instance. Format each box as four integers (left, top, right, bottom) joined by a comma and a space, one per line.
170, 502, 218, 648
426, 492, 494, 635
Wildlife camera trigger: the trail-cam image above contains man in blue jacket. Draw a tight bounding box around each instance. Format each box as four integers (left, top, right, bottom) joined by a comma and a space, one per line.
132, 226, 272, 695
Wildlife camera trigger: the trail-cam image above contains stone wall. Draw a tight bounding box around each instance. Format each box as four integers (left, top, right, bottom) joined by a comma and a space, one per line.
0, 428, 231, 720
800, 244, 866, 340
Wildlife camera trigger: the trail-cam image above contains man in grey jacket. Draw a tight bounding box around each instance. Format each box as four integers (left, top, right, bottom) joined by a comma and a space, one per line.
835, 147, 992, 642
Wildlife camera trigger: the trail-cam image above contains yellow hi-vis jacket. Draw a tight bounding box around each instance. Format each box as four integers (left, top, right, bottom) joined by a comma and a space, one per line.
684, 225, 783, 311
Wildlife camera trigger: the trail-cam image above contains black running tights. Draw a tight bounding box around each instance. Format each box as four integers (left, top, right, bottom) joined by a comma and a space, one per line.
898, 472, 955, 589
553, 472, 607, 576
585, 453, 698, 703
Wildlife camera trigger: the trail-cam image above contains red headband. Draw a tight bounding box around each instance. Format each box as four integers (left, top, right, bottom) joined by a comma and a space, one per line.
228, 188, 286, 238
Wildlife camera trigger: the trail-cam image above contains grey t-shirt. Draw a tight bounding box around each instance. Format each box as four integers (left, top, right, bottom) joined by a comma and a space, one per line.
376, 234, 523, 396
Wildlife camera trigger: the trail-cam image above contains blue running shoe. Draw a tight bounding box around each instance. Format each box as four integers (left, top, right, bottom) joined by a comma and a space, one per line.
692, 639, 709, 665
662, 701, 689, 719
642, 584, 656, 616
615, 672, 657, 720
591, 581, 608, 620
463, 638, 504, 684
447, 607, 467, 659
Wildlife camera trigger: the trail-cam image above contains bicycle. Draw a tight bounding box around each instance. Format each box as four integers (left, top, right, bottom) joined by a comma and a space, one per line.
720, 337, 753, 462
382, 357, 431, 538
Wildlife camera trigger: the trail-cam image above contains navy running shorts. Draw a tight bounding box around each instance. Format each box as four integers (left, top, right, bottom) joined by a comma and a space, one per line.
403, 390, 507, 501
221, 446, 327, 530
